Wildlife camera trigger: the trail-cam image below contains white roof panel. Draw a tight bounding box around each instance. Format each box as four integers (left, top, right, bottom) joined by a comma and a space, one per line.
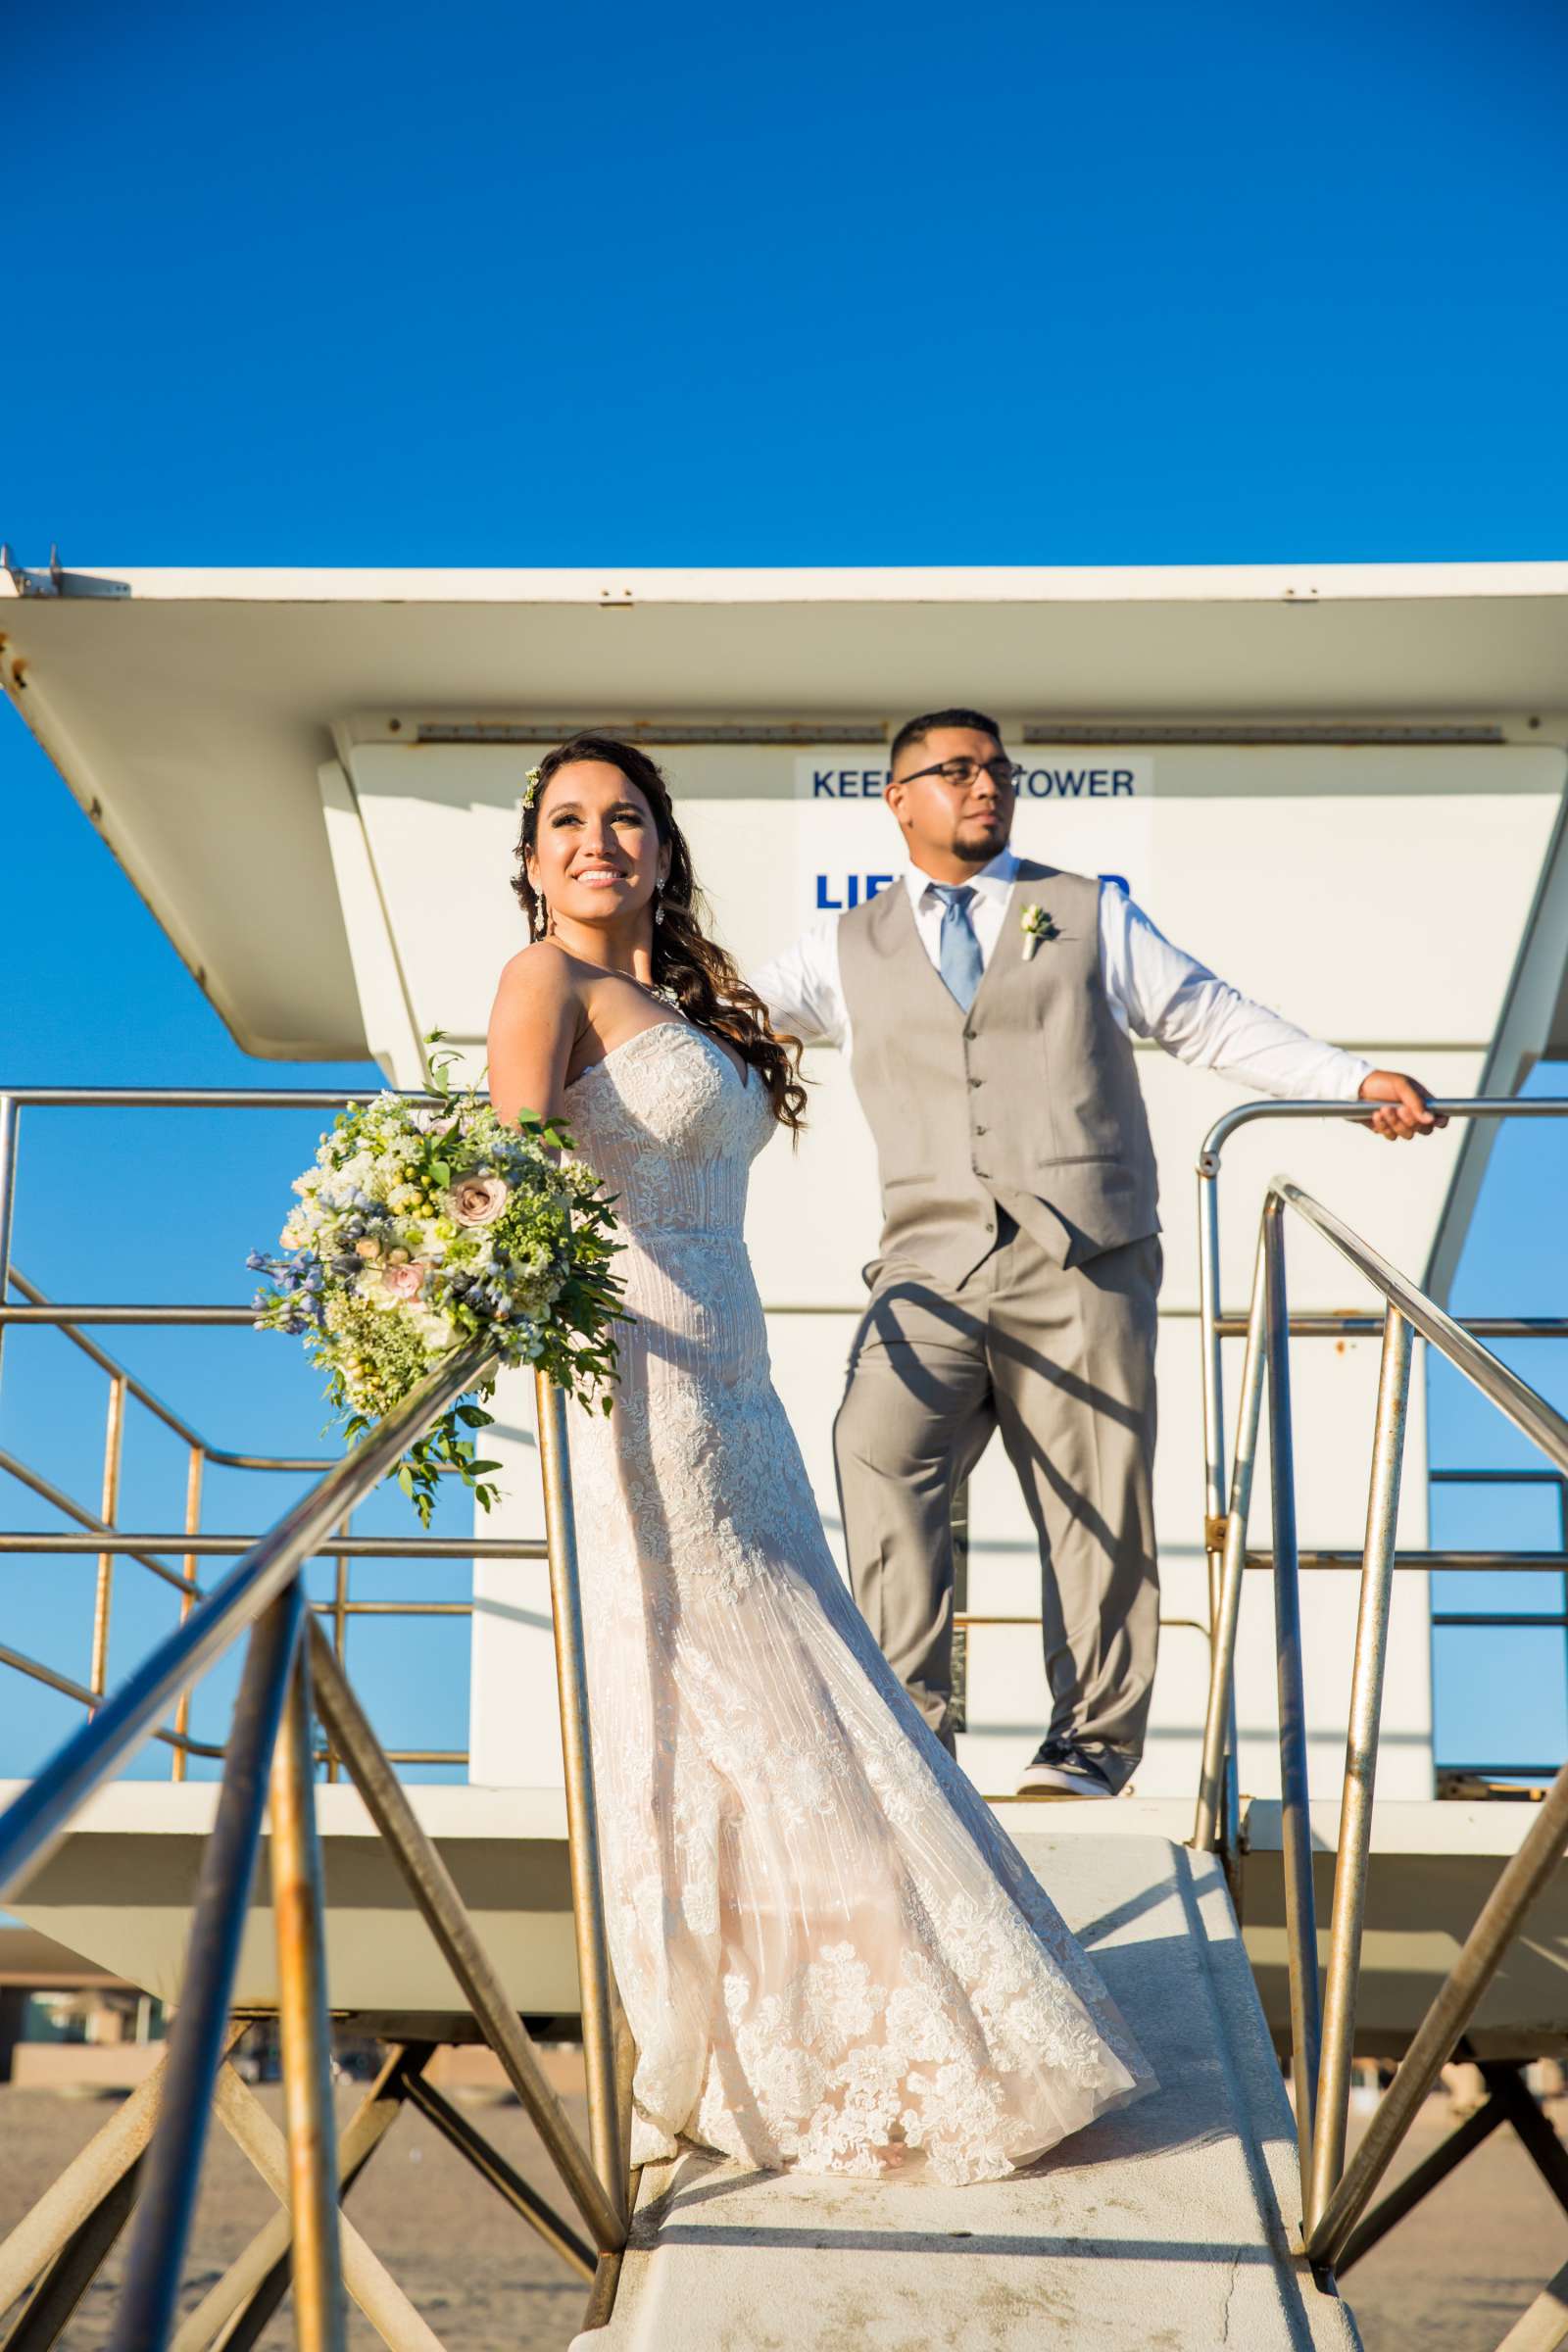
4, 561, 1567, 1058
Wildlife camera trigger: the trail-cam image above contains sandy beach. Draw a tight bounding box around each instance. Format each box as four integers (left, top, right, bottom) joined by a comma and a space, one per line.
3, 2069, 1566, 2348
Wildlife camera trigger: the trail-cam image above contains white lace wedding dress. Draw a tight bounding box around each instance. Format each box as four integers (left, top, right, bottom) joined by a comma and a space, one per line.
564, 1018, 1154, 2186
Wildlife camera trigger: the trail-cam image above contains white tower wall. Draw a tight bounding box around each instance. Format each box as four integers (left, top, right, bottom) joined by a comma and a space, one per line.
330, 736, 1567, 1800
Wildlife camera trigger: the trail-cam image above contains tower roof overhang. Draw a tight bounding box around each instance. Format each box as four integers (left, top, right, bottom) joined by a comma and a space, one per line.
4, 559, 1567, 1059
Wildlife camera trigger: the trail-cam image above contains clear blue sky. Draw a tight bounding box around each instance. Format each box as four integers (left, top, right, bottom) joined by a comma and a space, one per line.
3, 0, 1567, 1783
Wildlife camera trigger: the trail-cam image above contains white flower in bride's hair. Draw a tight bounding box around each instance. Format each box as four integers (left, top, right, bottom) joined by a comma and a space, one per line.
1020, 904, 1060, 962
521, 764, 543, 811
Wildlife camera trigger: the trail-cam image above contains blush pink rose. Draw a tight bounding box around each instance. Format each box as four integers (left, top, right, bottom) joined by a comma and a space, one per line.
448, 1176, 509, 1226
379, 1258, 430, 1301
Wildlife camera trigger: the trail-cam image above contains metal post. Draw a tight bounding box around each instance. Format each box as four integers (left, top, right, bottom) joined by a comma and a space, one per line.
613, 1991, 638, 2212
1560, 1473, 1568, 1787
0, 1094, 17, 1400
1308, 1307, 1413, 2233
1196, 1162, 1242, 1861
326, 1520, 350, 1782
1197, 1163, 1227, 1562
90, 1374, 126, 1704
171, 1445, 205, 1782
267, 1628, 346, 2352
535, 1371, 625, 2230
109, 1583, 306, 2352
305, 1621, 624, 2254
1307, 1749, 1568, 2270
1194, 1224, 1269, 1851
1262, 1198, 1322, 2207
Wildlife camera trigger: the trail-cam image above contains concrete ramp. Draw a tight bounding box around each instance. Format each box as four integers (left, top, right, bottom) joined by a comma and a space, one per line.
577, 1835, 1359, 2351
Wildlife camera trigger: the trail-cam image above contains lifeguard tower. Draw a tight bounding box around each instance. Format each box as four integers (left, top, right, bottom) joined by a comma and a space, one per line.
3, 558, 1568, 2348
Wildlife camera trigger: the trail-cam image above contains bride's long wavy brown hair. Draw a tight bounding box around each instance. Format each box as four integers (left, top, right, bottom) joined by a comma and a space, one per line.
514, 733, 808, 1134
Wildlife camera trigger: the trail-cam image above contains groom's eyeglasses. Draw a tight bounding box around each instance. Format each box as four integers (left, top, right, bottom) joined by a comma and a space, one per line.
895, 756, 1023, 792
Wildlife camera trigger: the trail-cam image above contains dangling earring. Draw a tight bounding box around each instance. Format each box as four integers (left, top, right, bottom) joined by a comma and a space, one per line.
535, 896, 552, 938
653, 883, 664, 928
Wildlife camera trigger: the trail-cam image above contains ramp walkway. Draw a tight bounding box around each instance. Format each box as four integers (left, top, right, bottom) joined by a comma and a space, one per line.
577, 1832, 1358, 2351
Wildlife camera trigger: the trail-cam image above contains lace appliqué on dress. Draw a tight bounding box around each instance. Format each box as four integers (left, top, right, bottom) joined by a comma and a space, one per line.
559, 1021, 1155, 2188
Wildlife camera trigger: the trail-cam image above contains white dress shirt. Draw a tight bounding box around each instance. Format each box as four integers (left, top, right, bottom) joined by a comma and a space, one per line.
752, 850, 1371, 1102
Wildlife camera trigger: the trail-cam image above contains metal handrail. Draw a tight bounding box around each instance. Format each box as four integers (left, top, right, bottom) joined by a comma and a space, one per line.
0, 1092, 551, 1780
0, 1336, 634, 2341
1195, 1095, 1568, 1866
0, 1256, 516, 1773
1191, 1169, 1568, 2278
0, 1337, 493, 1891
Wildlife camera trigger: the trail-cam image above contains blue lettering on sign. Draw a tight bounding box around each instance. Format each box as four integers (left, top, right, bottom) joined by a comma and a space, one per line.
811, 768, 889, 799
1020, 766, 1139, 798
816, 873, 897, 909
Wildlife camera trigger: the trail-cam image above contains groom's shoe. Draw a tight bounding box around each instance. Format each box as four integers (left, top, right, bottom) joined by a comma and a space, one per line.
1015, 1745, 1116, 1800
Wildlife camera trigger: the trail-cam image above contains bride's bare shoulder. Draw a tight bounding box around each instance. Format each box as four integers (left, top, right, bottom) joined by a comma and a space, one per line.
492, 940, 581, 1010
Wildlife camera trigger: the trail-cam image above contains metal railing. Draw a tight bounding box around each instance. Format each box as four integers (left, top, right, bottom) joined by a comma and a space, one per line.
0, 1088, 551, 1778
0, 1088, 635, 2346
1190, 1106, 1568, 2281
1196, 1096, 1568, 1859
0, 1263, 521, 1775
0, 1348, 634, 2347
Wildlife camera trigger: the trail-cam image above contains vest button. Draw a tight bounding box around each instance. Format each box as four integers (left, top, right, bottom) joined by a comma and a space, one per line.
974, 1124, 988, 1136
968, 1076, 983, 1089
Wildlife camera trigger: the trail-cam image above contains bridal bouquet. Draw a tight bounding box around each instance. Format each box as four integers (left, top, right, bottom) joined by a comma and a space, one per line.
248, 1039, 624, 1524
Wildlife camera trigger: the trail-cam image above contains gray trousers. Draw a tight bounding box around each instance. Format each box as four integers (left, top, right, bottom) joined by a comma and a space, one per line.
832, 1219, 1160, 1792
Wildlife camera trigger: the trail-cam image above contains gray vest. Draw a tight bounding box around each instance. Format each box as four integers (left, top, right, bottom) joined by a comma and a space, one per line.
837, 861, 1159, 1284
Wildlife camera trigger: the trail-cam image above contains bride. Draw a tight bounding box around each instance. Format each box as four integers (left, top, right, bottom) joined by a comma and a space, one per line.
486, 733, 1154, 2186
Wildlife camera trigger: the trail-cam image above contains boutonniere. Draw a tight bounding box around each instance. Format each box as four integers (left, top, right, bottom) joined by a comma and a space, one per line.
1020, 904, 1060, 961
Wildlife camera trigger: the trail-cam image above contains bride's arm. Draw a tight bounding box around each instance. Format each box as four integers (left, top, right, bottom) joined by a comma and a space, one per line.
487, 947, 580, 1128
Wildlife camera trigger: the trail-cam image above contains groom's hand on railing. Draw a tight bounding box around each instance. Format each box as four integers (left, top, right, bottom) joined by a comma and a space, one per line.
1356, 1069, 1448, 1142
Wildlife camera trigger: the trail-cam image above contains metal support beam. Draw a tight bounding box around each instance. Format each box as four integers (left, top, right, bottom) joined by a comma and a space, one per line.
0, 2036, 235, 2322
1483, 2064, 1568, 2219
400, 2072, 595, 2281
169, 2045, 433, 2352
1307, 1754, 1568, 2270
306, 1622, 624, 2256
211, 2070, 444, 2352
1335, 2092, 1507, 2274
1495, 2260, 1568, 2352
2, 2162, 142, 2352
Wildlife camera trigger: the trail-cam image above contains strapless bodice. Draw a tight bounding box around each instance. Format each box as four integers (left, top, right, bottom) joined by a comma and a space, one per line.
563, 1018, 774, 1241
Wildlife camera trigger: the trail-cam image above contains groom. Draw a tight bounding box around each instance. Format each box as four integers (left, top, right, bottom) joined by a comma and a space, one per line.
755, 710, 1444, 1797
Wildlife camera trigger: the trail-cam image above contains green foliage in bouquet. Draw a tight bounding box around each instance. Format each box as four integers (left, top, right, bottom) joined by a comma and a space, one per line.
249, 1037, 625, 1524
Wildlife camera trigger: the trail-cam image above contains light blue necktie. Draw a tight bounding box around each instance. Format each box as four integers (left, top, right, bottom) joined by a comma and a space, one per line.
930, 883, 984, 1012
